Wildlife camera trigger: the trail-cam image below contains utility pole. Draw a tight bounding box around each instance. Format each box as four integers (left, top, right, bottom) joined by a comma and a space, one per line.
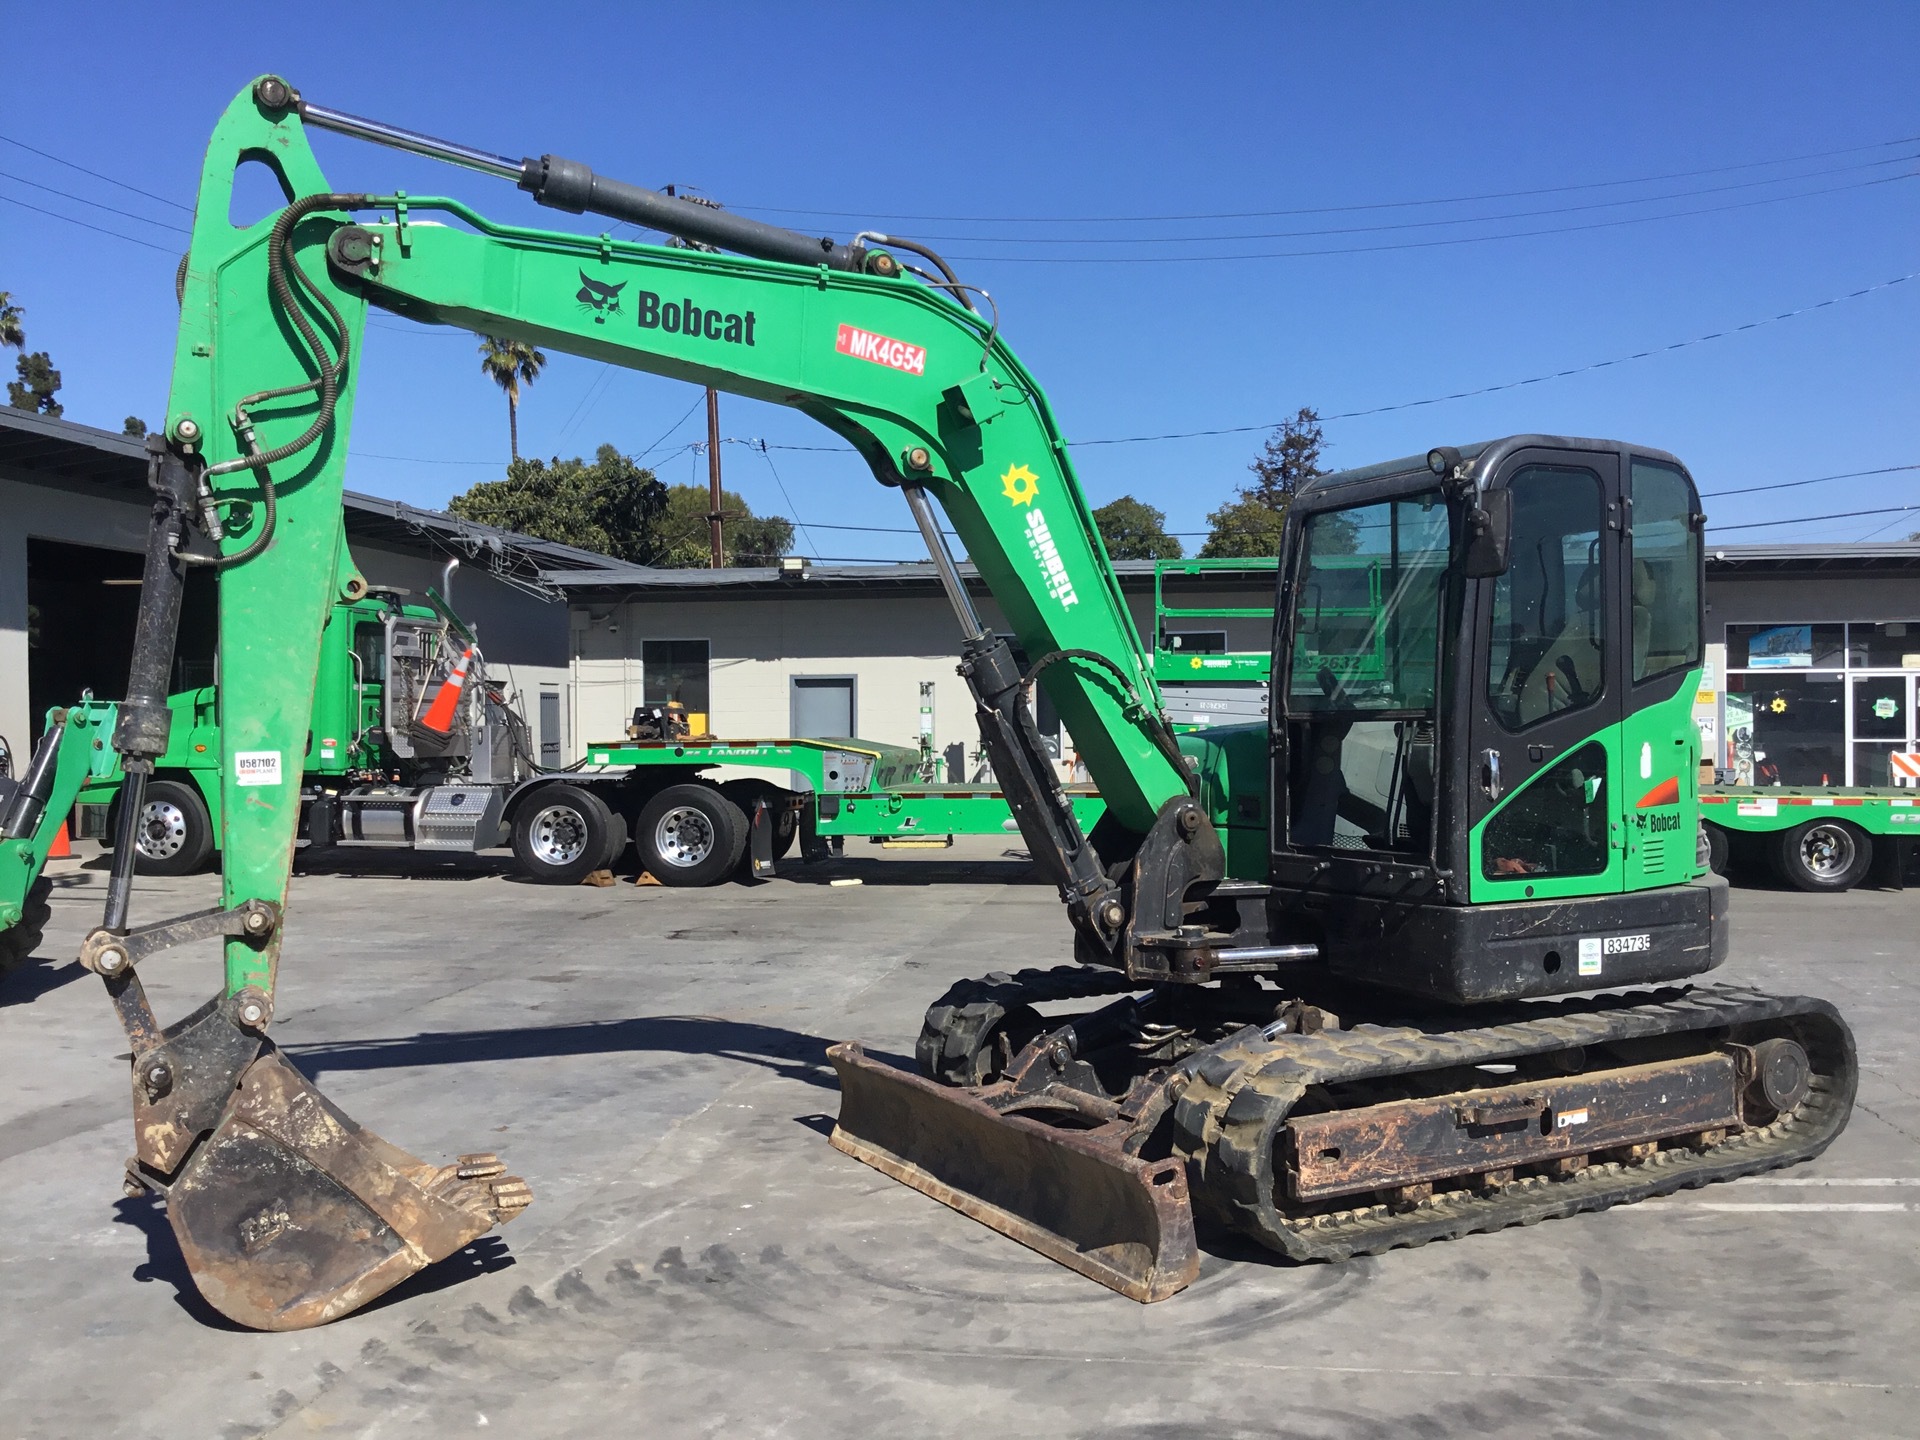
705, 386, 724, 569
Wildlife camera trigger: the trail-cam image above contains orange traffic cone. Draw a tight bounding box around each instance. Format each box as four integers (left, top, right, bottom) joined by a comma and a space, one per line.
418, 646, 474, 734
48, 821, 72, 858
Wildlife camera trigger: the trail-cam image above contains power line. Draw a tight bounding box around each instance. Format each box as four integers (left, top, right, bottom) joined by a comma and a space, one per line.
938, 172, 1917, 264
0, 192, 179, 255
0, 169, 191, 232
890, 152, 1920, 246
734, 132, 1920, 225
1700, 462, 1920, 499
1708, 505, 1920, 533
1068, 269, 1920, 445
741, 440, 822, 557
318, 261, 1920, 472
0, 132, 193, 212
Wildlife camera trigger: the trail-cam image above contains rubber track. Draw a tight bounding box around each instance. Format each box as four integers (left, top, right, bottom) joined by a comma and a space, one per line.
0, 877, 51, 982
1170, 984, 1857, 1261
916, 965, 1140, 1084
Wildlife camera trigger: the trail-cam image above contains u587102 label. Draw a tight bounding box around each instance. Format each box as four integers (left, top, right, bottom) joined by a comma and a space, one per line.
235, 751, 283, 787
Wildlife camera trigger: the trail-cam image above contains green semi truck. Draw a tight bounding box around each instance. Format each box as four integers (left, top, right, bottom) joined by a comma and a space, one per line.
2, 568, 1123, 918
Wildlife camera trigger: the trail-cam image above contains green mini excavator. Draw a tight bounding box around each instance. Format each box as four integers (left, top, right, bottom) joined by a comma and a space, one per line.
74, 77, 1852, 1327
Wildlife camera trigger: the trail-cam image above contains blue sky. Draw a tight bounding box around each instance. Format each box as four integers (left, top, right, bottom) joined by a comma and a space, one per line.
5, 3, 1917, 560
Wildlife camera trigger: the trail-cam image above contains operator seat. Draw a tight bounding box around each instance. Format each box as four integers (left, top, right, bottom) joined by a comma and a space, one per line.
1516, 569, 1604, 725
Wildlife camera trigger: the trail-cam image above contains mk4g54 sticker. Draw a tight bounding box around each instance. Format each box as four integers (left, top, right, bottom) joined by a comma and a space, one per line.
835, 323, 926, 375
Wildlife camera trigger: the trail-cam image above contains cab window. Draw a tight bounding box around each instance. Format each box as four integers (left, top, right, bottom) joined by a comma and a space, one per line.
1486, 466, 1606, 731
1629, 459, 1702, 682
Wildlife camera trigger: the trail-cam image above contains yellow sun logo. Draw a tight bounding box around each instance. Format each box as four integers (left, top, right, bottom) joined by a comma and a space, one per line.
1000, 463, 1039, 506
1770, 697, 1788, 713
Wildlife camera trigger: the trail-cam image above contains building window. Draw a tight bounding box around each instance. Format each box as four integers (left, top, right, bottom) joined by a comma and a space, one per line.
643, 640, 710, 717
1722, 621, 1918, 786
1162, 630, 1228, 655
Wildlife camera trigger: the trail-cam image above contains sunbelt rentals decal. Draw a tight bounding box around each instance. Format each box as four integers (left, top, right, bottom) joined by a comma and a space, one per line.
999, 463, 1078, 610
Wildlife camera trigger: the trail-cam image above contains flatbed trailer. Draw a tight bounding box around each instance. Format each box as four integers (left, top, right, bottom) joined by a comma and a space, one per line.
1700, 784, 1917, 891
577, 735, 1105, 861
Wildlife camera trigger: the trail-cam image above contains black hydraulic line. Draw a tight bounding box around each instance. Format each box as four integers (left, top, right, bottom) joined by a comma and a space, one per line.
1021, 648, 1196, 798
180, 191, 369, 571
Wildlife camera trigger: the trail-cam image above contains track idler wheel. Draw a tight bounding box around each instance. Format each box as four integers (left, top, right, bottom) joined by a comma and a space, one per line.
134, 1005, 530, 1331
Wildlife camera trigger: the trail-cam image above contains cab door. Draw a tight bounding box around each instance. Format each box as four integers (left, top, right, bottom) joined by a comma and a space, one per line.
1467, 449, 1627, 903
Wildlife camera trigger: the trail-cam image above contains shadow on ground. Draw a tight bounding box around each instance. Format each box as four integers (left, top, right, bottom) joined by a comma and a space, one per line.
114, 1192, 517, 1329
287, 1014, 912, 1089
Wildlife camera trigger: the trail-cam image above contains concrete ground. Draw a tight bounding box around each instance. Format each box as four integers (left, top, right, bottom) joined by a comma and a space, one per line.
1, 838, 1915, 1439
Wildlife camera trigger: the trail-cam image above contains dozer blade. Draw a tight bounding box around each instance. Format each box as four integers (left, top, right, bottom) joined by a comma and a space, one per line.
827, 1042, 1198, 1303
156, 1048, 531, 1331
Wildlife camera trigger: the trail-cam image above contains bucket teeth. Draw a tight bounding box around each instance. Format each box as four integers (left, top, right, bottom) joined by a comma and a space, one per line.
160, 1048, 533, 1330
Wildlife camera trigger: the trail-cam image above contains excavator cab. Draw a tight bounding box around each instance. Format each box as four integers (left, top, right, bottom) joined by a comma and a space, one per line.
1268, 437, 1729, 1003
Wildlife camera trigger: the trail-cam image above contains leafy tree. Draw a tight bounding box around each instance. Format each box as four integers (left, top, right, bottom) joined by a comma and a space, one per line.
8, 351, 62, 416
448, 444, 668, 563
1198, 496, 1290, 558
122, 416, 148, 438
0, 293, 23, 351
654, 484, 794, 567
1093, 495, 1184, 560
1201, 406, 1326, 557
478, 335, 547, 460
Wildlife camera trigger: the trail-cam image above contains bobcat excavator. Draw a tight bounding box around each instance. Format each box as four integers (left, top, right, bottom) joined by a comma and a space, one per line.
87, 77, 1854, 1328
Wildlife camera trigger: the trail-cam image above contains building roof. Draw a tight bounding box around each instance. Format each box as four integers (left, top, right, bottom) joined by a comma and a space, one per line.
8, 409, 1916, 596
0, 408, 620, 588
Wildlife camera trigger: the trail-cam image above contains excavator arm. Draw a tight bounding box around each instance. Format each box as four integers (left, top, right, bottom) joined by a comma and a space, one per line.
91, 76, 1224, 1329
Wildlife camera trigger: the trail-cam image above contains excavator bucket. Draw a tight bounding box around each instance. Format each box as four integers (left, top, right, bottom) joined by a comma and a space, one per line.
827, 1042, 1198, 1302
151, 1047, 530, 1331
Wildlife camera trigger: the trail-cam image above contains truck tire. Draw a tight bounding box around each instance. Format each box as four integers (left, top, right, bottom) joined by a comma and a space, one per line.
1701, 822, 1730, 877
130, 780, 216, 876
602, 808, 631, 869
0, 877, 52, 983
718, 780, 797, 862
1774, 818, 1872, 893
512, 784, 614, 885
637, 783, 745, 887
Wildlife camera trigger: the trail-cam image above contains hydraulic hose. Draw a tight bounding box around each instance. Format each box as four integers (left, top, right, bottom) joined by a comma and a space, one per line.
182, 192, 373, 570
1022, 648, 1197, 799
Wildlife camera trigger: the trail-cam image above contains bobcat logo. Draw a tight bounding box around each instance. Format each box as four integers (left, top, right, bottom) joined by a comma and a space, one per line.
576, 271, 628, 324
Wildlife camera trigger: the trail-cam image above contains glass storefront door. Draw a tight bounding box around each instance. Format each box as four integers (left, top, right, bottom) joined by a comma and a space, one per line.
1850, 673, 1915, 787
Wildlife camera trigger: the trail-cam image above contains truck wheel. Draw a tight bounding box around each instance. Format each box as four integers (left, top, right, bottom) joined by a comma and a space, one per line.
1701, 823, 1729, 876
637, 784, 744, 887
0, 877, 52, 983
1775, 819, 1872, 893
132, 780, 215, 876
718, 780, 797, 861
512, 784, 613, 885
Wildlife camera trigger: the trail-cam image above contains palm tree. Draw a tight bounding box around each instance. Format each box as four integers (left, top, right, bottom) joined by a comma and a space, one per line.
0, 293, 23, 352
478, 335, 546, 460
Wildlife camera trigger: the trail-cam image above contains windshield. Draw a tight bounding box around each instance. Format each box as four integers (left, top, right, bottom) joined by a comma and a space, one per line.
1287, 493, 1450, 712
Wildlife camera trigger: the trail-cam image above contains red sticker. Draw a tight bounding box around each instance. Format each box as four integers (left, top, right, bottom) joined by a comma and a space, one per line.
836, 323, 927, 376
1635, 776, 1680, 809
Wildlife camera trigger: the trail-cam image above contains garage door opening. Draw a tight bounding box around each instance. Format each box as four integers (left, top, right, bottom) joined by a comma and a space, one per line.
25, 538, 216, 738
